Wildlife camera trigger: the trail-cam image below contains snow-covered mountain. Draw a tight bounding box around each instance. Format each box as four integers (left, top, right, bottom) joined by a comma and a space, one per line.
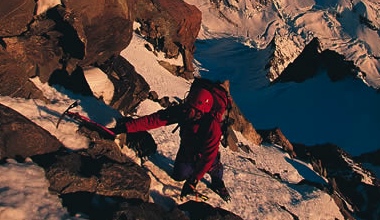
186, 0, 380, 88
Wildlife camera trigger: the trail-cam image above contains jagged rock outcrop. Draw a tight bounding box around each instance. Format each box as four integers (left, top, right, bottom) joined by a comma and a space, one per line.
0, 48, 47, 100
229, 99, 262, 146
257, 127, 296, 158
114, 201, 189, 220
135, 0, 202, 79
0, 0, 35, 36
30, 127, 151, 202
98, 55, 150, 114
61, 0, 136, 67
273, 38, 358, 84
354, 149, 380, 166
0, 104, 62, 160
34, 150, 151, 201
294, 143, 380, 220
178, 201, 243, 220
0, 0, 201, 113
0, 0, 136, 101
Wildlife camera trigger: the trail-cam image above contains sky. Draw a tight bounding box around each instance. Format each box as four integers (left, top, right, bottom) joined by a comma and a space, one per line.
0, 32, 349, 220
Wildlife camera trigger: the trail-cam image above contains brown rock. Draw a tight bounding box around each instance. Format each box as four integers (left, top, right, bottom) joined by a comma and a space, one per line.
293, 143, 380, 220
97, 162, 150, 201
257, 127, 296, 158
229, 99, 263, 146
1, 1, 136, 100
62, 0, 136, 67
114, 202, 190, 220
136, 0, 201, 74
99, 55, 150, 114
0, 0, 35, 36
0, 48, 46, 99
34, 148, 151, 202
179, 201, 243, 220
0, 104, 62, 160
3, 20, 63, 83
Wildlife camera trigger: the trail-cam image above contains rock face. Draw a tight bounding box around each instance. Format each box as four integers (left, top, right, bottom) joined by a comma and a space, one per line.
257, 127, 296, 158
179, 201, 243, 220
28, 132, 152, 219
273, 38, 358, 84
0, 0, 136, 101
136, 0, 202, 78
0, 0, 200, 111
0, 0, 35, 36
0, 104, 62, 160
98, 55, 150, 114
229, 99, 262, 145
61, 0, 136, 67
6, 1, 380, 219
0, 48, 47, 100
294, 143, 380, 220
34, 149, 151, 201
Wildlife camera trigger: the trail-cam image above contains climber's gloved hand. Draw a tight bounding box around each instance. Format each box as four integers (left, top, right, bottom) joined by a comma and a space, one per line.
180, 178, 198, 198
110, 123, 126, 134
109, 117, 132, 134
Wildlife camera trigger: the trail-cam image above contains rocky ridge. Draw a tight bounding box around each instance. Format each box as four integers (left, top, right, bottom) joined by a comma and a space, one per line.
186, 0, 380, 89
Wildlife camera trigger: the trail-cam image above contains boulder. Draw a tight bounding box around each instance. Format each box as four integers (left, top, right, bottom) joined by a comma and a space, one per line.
0, 48, 47, 100
3, 12, 64, 84
0, 104, 62, 160
113, 200, 189, 220
62, 0, 136, 67
0, 0, 35, 36
294, 143, 380, 220
257, 127, 296, 158
136, 0, 202, 77
32, 146, 151, 202
0, 1, 136, 99
98, 55, 150, 114
229, 99, 262, 146
179, 201, 243, 220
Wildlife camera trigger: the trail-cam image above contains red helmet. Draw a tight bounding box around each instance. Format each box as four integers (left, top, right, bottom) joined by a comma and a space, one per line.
186, 88, 214, 113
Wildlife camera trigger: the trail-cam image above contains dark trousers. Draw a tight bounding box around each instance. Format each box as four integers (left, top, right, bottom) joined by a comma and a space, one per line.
171, 152, 223, 183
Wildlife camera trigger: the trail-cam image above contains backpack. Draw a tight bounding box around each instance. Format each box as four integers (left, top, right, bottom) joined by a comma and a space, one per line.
186, 77, 235, 148
187, 77, 232, 122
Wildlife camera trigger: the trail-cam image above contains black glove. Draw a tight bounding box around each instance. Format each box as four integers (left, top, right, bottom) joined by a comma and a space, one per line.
110, 118, 129, 134
180, 178, 198, 198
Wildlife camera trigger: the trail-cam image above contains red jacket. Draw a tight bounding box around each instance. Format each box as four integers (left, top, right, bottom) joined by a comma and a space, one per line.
124, 105, 222, 181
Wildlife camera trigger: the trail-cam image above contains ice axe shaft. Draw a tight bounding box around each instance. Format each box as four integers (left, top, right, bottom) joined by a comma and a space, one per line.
56, 101, 79, 128
56, 101, 115, 140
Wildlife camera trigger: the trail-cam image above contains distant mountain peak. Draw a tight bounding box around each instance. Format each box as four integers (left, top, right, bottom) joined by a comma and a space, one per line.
186, 0, 380, 88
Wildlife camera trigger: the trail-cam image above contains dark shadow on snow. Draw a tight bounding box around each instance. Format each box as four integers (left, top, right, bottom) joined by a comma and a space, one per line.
284, 157, 331, 203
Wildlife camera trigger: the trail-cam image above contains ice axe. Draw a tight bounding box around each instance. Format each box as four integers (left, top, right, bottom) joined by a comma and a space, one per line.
56, 101, 116, 140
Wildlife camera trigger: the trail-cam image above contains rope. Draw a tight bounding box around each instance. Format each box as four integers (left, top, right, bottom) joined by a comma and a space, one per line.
223, 164, 272, 179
